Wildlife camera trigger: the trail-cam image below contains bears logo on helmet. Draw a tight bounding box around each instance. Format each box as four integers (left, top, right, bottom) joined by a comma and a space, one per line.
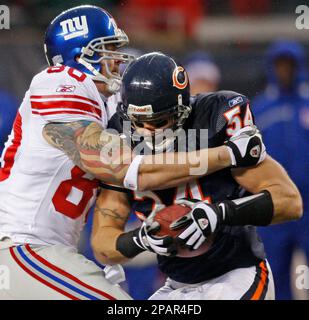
118, 52, 192, 152
172, 66, 189, 90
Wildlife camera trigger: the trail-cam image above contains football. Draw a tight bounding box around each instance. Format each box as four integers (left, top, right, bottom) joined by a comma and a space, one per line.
154, 204, 191, 238
153, 204, 214, 257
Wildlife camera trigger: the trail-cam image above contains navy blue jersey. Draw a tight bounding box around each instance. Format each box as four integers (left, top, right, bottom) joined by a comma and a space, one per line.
108, 90, 266, 284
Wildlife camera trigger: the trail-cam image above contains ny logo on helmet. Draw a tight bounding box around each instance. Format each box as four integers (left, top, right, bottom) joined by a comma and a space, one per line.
60, 15, 89, 40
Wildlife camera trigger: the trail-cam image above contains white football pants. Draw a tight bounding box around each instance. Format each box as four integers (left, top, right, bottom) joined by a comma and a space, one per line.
149, 260, 275, 300
0, 238, 132, 300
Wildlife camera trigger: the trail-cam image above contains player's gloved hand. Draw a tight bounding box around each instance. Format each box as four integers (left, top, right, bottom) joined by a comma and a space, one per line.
116, 205, 178, 258
133, 206, 178, 256
225, 125, 266, 167
170, 199, 223, 250
170, 191, 274, 251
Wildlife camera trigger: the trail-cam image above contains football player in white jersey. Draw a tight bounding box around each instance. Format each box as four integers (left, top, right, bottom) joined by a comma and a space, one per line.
0, 6, 266, 300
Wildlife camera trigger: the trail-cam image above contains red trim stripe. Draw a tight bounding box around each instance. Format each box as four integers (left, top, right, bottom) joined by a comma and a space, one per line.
25, 245, 116, 300
32, 110, 101, 121
31, 100, 101, 118
9, 247, 79, 300
30, 94, 99, 106
0, 112, 22, 182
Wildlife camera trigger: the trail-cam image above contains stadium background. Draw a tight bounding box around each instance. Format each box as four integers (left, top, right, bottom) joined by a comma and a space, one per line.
0, 0, 308, 300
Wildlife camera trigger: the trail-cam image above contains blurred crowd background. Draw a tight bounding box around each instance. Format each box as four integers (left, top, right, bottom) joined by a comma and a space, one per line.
0, 0, 308, 300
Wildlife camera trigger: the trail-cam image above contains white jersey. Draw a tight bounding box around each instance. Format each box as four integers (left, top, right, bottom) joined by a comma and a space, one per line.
0, 65, 108, 247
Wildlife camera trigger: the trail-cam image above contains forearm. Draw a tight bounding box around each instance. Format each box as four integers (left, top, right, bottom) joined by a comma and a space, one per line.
173, 174, 301, 249
43, 121, 262, 192
92, 227, 129, 265
43, 121, 132, 185
233, 156, 303, 224
206, 186, 301, 229
138, 146, 231, 191
89, 137, 232, 190
254, 180, 302, 224
91, 190, 132, 265
128, 125, 265, 191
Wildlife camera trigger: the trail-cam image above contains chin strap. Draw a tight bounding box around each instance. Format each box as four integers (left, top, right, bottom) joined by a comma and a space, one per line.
77, 57, 121, 94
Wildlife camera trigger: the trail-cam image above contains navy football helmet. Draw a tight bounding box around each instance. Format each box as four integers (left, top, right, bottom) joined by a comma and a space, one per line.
44, 5, 134, 93
118, 52, 191, 152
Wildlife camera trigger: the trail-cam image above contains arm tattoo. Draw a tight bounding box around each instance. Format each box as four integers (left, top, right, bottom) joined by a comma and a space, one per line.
95, 205, 129, 224
43, 121, 132, 185
43, 121, 89, 169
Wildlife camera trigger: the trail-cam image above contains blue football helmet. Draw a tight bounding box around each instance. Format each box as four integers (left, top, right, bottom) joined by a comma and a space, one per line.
44, 5, 134, 93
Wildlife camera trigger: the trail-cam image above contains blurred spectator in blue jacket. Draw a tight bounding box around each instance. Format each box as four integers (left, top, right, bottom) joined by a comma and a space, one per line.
0, 90, 18, 155
253, 39, 309, 300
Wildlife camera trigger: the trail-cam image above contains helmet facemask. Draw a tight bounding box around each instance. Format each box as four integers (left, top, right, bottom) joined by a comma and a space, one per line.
119, 94, 191, 153
78, 30, 135, 93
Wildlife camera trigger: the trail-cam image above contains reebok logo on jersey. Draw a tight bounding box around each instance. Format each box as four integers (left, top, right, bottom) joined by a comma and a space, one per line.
60, 16, 89, 40
197, 218, 209, 230
228, 96, 243, 108
56, 85, 76, 93
250, 145, 260, 158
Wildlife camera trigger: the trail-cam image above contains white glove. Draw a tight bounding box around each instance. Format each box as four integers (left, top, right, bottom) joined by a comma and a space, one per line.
170, 199, 220, 250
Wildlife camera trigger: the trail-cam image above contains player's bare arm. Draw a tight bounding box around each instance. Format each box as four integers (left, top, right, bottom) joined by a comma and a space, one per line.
232, 155, 303, 223
43, 120, 230, 188
91, 156, 304, 264
91, 188, 131, 265
91, 187, 176, 264
43, 121, 262, 191
43, 120, 131, 185
171, 156, 303, 250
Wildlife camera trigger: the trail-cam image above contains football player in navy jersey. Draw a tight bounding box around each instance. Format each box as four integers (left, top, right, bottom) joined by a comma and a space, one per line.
91, 53, 303, 300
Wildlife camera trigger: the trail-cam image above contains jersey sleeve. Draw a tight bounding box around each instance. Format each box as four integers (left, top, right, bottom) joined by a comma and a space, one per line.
29, 66, 103, 124
193, 91, 256, 145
